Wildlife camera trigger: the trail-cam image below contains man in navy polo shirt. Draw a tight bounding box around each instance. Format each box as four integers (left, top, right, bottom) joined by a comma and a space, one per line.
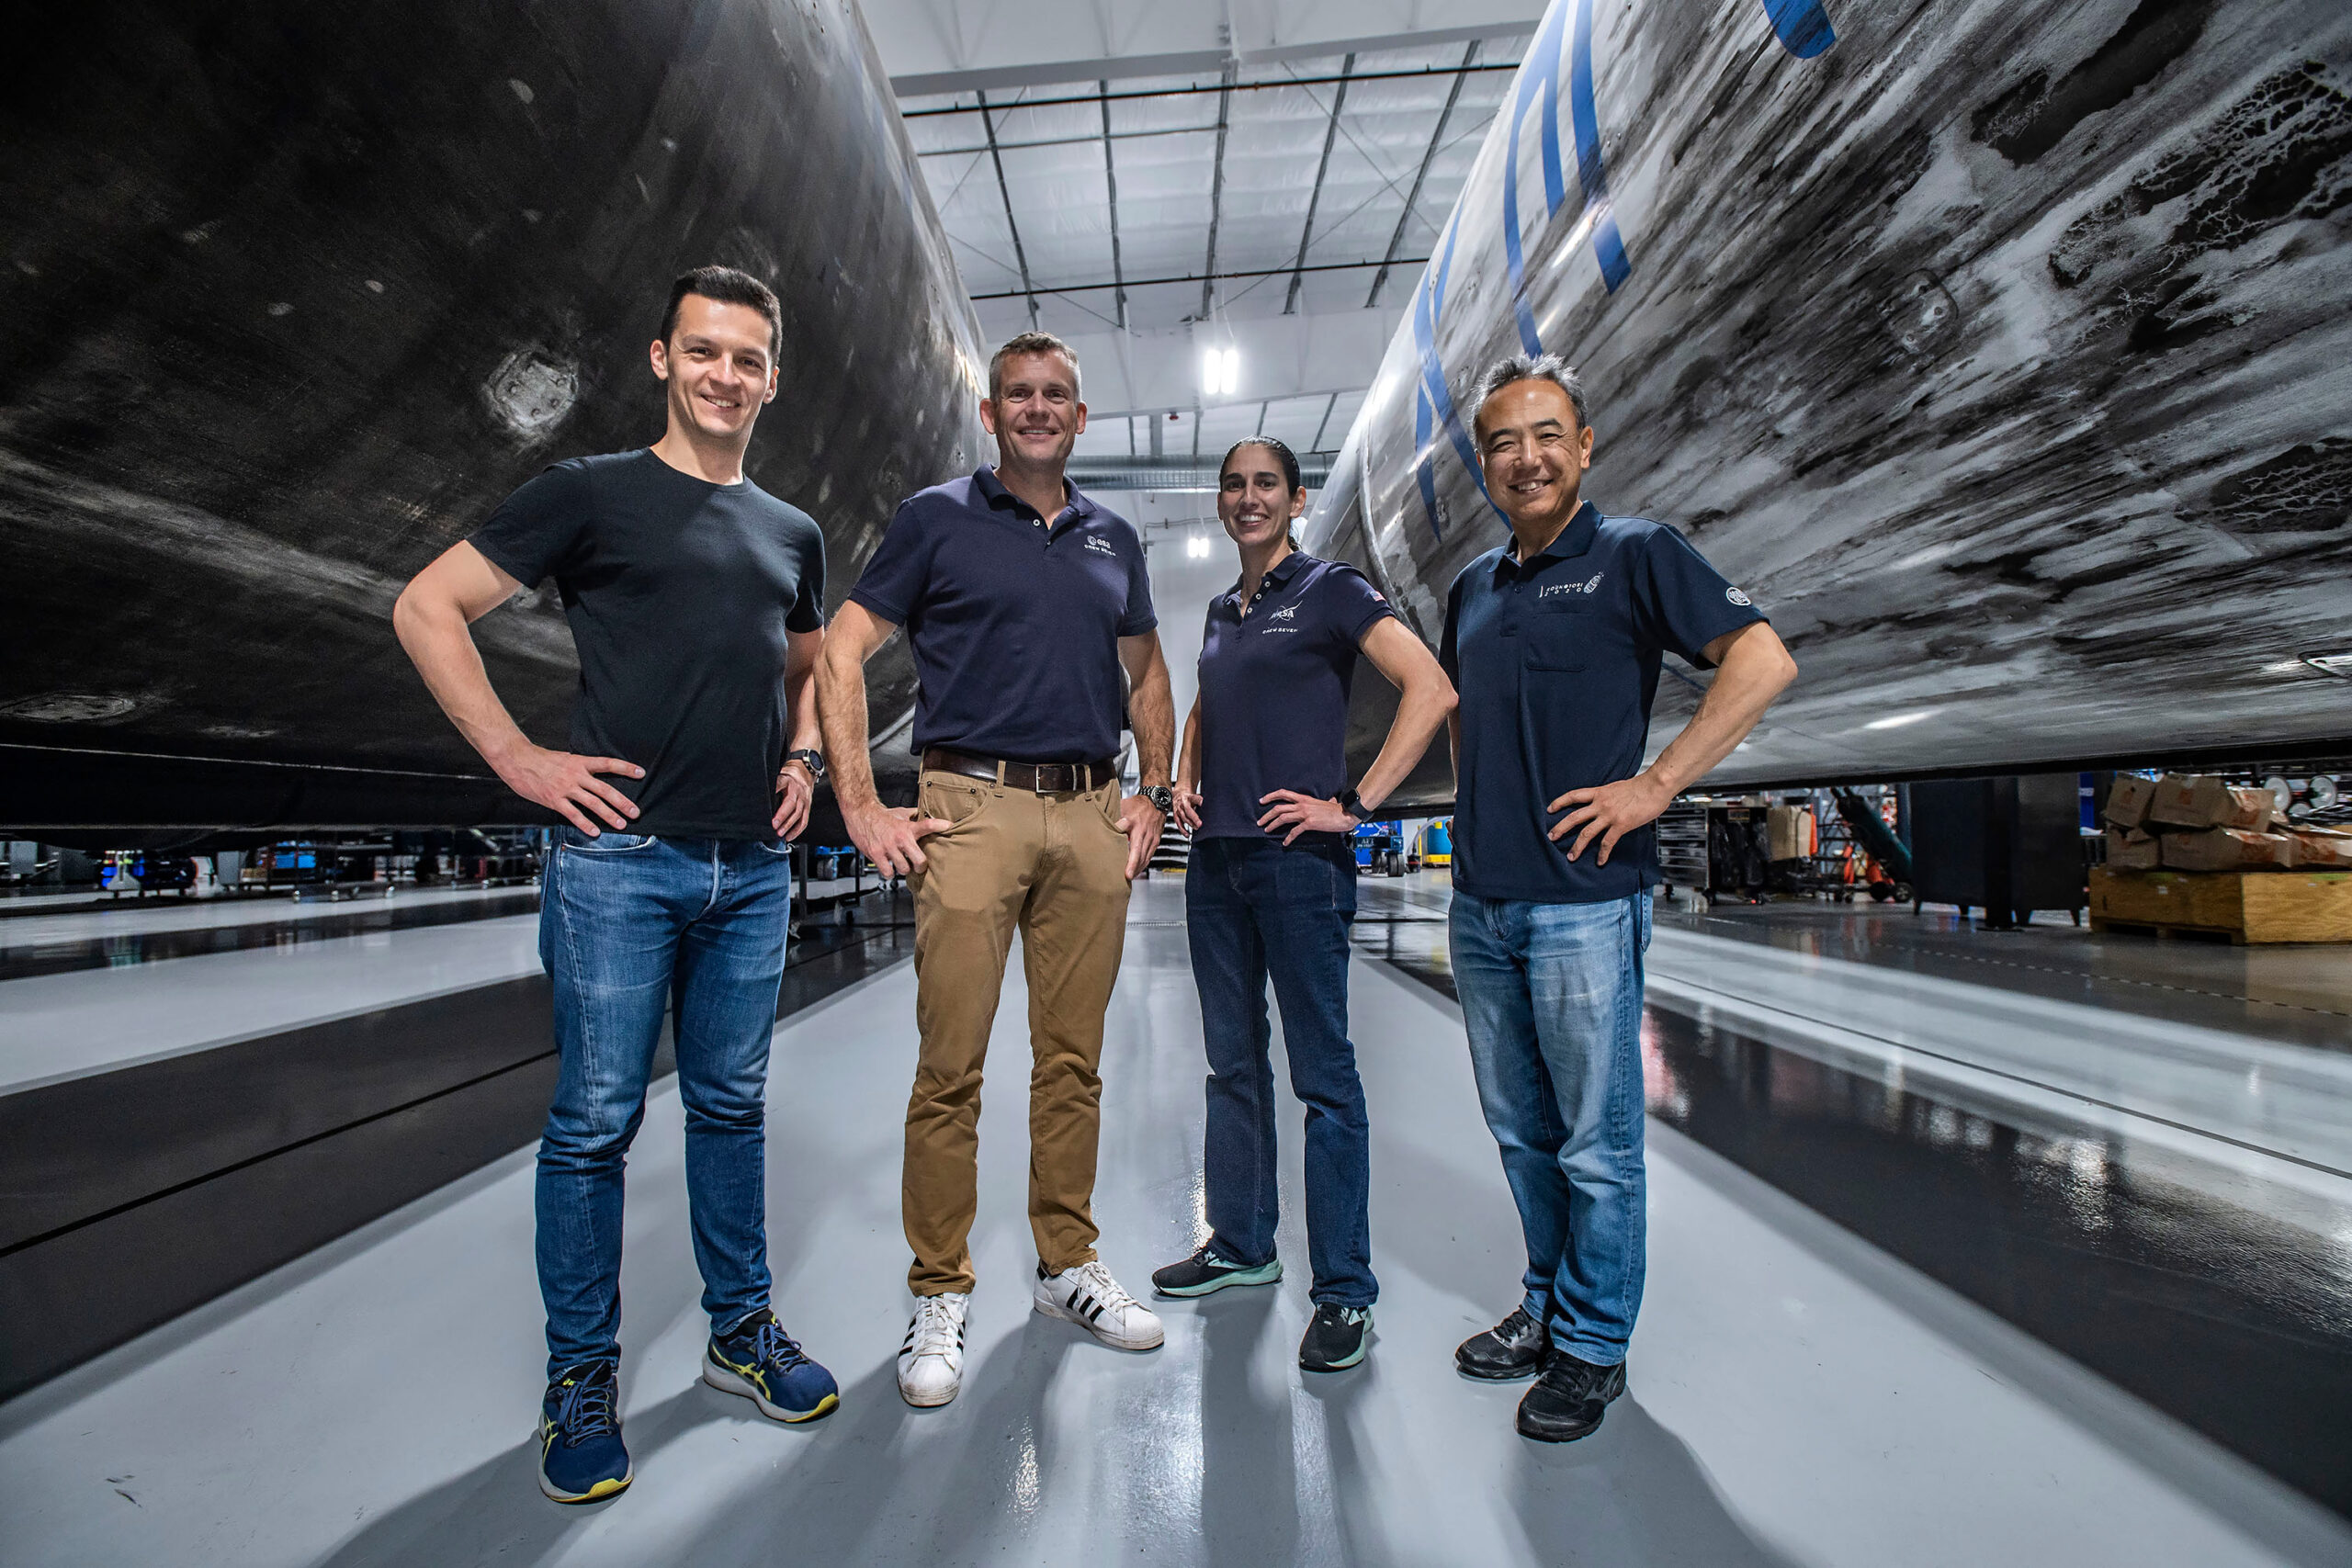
1441, 354, 1796, 1443
816, 331, 1178, 1408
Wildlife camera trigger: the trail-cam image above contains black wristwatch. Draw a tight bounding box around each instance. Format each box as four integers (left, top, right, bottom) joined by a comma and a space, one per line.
785, 748, 827, 784
1338, 787, 1367, 823
1139, 784, 1174, 815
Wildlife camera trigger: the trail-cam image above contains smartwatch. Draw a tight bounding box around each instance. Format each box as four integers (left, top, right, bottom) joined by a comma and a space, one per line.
1338, 788, 1367, 823
1139, 784, 1175, 815
785, 748, 827, 784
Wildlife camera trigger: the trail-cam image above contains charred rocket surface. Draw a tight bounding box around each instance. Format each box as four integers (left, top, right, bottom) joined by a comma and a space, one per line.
0, 0, 979, 827
1308, 0, 2352, 797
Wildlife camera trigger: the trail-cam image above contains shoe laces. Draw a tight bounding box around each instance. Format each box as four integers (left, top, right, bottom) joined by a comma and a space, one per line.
909, 1294, 965, 1358
1069, 1260, 1140, 1316
735, 1314, 810, 1375
1496, 1305, 1536, 1338
1314, 1302, 1368, 1328
550, 1368, 619, 1443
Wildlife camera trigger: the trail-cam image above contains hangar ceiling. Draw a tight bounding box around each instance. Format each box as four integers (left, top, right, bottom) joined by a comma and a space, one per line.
862, 0, 1546, 479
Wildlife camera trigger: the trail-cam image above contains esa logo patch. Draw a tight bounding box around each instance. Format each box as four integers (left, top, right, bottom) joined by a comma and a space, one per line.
1725, 586, 1752, 606
1084, 536, 1117, 557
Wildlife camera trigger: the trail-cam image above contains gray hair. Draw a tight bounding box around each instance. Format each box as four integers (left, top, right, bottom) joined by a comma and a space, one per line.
989, 330, 1082, 401
1470, 353, 1589, 432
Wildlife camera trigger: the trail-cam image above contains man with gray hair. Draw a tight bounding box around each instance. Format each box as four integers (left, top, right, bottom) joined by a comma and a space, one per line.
817, 330, 1179, 1409
1440, 353, 1796, 1442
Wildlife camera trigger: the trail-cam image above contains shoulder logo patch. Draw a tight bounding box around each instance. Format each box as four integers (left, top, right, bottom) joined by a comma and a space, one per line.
1725, 586, 1752, 606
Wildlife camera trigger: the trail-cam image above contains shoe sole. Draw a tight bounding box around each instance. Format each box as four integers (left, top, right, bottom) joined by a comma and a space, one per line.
538, 1463, 633, 1505
1034, 1294, 1164, 1350
1153, 1260, 1283, 1298
1516, 1410, 1604, 1443
701, 1359, 841, 1423
1301, 1342, 1368, 1373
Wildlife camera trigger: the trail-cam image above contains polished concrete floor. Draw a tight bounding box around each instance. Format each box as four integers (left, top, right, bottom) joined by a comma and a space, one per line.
6, 877, 2350, 1565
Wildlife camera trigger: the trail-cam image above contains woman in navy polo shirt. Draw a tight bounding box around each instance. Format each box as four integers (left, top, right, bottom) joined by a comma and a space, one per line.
1150, 436, 1455, 1373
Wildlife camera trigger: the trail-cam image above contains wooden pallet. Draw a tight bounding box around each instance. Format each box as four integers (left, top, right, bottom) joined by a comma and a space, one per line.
2087, 866, 2352, 944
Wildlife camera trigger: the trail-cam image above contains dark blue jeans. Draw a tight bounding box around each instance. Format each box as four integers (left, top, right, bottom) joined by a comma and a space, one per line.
535, 829, 792, 1376
1449, 889, 1650, 1364
1185, 835, 1375, 1308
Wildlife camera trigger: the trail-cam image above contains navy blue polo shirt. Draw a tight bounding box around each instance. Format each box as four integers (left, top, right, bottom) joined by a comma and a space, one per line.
849, 466, 1156, 762
1195, 551, 1396, 840
1440, 501, 1766, 903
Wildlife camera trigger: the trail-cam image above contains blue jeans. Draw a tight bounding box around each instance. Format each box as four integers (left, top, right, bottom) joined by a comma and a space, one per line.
1449, 889, 1651, 1363
1186, 836, 1375, 1308
535, 828, 792, 1376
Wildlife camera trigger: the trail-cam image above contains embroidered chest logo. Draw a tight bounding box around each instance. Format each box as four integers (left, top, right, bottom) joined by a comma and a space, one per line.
1539, 572, 1604, 598
1267, 604, 1297, 621
1083, 536, 1117, 557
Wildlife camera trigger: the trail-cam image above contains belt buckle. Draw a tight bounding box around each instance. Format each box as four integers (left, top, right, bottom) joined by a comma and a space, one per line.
1034, 762, 1075, 794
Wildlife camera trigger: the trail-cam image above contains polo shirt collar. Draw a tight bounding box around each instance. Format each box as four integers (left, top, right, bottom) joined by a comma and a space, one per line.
974, 464, 1095, 526
1223, 547, 1310, 607
1495, 499, 1600, 575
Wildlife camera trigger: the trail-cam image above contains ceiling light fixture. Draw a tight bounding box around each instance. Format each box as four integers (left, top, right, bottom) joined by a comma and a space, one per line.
1199, 346, 1238, 398
1186, 535, 1211, 558
1864, 710, 1937, 730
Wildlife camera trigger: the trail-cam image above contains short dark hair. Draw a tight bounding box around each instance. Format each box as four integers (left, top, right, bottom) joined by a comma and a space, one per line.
1220, 436, 1303, 495
660, 265, 782, 360
1470, 353, 1589, 433
989, 330, 1081, 400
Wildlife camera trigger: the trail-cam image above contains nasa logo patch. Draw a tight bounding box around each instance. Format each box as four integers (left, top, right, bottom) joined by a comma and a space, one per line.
1725, 587, 1752, 606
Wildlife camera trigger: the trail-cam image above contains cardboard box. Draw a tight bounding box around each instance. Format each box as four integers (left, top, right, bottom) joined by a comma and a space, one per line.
2159, 828, 2293, 872
2287, 829, 2352, 870
2105, 774, 2157, 829
2105, 829, 2161, 870
2145, 774, 2274, 831
1766, 805, 1810, 862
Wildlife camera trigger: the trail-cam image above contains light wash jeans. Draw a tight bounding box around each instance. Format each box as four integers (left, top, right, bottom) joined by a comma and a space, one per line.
1448, 889, 1651, 1364
535, 828, 792, 1376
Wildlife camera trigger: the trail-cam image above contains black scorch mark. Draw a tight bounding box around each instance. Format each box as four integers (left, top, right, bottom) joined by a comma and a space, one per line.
1973, 0, 2218, 166
2047, 62, 2352, 353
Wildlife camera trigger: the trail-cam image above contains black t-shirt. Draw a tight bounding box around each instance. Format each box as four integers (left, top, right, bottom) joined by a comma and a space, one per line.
469, 449, 826, 840
1195, 552, 1395, 840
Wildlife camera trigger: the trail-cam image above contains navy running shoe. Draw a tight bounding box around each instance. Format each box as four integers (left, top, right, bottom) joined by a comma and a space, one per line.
703, 1308, 841, 1423
537, 1362, 631, 1504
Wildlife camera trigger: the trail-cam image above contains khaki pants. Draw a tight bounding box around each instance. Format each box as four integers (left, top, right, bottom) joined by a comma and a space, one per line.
904, 767, 1133, 1295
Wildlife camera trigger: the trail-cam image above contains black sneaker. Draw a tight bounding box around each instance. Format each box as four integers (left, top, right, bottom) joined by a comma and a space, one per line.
1454, 1305, 1549, 1380
1298, 1303, 1371, 1372
1151, 1245, 1283, 1298
1515, 1352, 1627, 1443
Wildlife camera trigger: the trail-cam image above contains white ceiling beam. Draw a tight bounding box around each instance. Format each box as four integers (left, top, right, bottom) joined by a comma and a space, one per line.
879, 11, 1543, 96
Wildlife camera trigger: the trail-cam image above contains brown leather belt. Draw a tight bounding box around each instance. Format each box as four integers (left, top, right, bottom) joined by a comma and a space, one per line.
922, 748, 1119, 794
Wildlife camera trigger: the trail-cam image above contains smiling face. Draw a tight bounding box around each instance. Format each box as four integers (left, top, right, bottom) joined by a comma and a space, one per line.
979, 350, 1086, 470
1476, 378, 1595, 536
650, 293, 777, 443
1216, 443, 1306, 550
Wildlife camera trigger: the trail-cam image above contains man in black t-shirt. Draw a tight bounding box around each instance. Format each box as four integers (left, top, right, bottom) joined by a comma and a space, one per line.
394, 266, 839, 1506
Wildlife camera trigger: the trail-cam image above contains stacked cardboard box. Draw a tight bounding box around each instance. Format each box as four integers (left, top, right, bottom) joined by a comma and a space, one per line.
2101, 773, 2332, 869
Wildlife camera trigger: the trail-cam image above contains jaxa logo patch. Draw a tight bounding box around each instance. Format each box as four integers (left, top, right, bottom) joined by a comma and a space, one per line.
1725, 586, 1752, 606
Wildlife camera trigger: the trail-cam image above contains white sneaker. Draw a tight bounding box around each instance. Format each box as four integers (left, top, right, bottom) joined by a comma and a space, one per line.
1033, 1259, 1164, 1350
897, 1292, 969, 1407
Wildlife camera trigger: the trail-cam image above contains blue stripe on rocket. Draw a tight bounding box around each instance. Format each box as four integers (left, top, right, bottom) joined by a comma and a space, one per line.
1761, 0, 1837, 60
